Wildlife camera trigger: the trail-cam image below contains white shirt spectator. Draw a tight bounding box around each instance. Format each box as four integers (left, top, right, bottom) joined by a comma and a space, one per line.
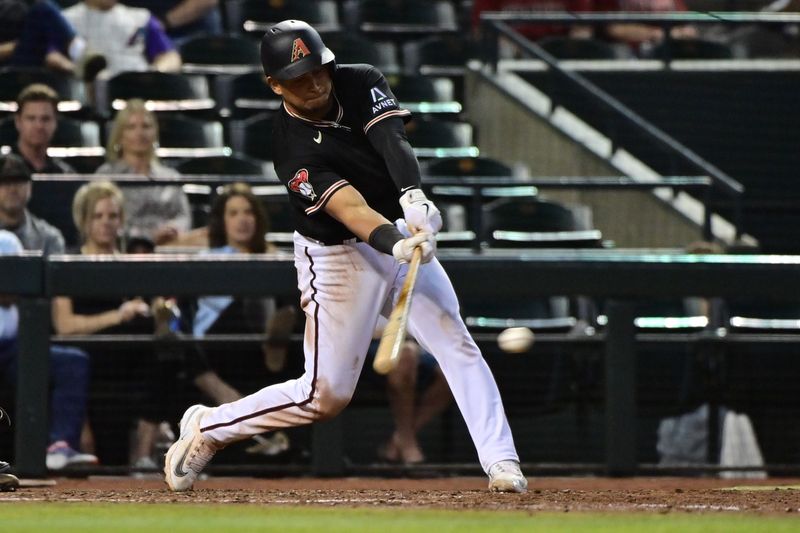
63, 2, 176, 75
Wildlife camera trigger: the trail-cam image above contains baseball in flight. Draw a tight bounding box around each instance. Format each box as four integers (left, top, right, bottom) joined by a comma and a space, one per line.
497, 327, 535, 353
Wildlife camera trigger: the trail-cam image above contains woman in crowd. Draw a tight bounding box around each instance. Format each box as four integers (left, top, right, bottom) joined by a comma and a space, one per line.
190, 183, 296, 456
96, 99, 195, 246
51, 180, 175, 469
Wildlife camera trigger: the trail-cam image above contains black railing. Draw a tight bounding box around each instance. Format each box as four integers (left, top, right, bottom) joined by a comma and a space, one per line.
478, 11, 762, 240
34, 173, 714, 252
4, 251, 800, 477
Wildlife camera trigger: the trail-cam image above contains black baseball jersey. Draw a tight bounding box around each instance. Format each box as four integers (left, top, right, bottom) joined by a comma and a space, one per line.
272, 64, 411, 245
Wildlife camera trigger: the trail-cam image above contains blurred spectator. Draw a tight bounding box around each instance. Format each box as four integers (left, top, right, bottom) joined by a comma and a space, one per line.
124, 0, 222, 48
51, 180, 179, 469
190, 183, 295, 457
0, 0, 95, 76
592, 0, 698, 55
472, 0, 595, 42
13, 83, 74, 174
63, 0, 182, 76
0, 225, 97, 470
369, 326, 453, 464
96, 99, 193, 245
0, 152, 63, 254
707, 0, 800, 58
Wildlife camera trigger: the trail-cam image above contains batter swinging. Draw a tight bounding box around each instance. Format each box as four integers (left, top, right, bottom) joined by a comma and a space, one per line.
164, 19, 527, 493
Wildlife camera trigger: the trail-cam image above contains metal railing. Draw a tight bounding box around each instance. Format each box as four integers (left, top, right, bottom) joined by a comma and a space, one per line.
4, 251, 800, 477
479, 11, 758, 240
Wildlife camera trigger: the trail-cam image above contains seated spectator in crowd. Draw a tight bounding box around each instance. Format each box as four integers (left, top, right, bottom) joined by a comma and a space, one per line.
472, 0, 595, 43
0, 152, 63, 255
369, 322, 452, 465
592, 0, 698, 55
63, 0, 182, 76
96, 99, 193, 246
707, 0, 800, 58
0, 0, 95, 76
51, 180, 176, 469
190, 183, 295, 457
13, 84, 74, 174
0, 226, 97, 470
124, 0, 222, 48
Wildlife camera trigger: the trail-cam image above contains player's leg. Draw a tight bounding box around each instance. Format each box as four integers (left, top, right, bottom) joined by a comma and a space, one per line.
200, 240, 394, 444
166, 239, 395, 490
404, 258, 526, 491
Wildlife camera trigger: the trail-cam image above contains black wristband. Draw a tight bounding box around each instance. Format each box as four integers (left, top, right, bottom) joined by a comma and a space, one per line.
368, 223, 404, 255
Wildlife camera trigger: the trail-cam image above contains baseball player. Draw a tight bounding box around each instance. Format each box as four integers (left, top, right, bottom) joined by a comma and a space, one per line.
164, 19, 526, 493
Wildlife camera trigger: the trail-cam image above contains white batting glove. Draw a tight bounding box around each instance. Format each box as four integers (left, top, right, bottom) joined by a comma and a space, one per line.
392, 232, 436, 264
399, 188, 442, 235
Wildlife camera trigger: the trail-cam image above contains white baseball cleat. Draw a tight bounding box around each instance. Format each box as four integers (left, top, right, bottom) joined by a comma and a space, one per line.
164, 404, 218, 492
487, 460, 528, 493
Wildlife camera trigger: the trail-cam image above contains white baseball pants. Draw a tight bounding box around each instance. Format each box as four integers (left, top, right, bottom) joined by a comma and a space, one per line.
200, 232, 520, 472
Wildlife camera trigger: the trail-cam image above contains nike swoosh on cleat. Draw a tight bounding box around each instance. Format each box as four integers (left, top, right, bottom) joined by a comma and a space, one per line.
313, 131, 322, 144
173, 445, 192, 477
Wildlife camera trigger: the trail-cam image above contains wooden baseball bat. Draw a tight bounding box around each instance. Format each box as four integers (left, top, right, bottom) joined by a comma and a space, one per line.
373, 246, 423, 375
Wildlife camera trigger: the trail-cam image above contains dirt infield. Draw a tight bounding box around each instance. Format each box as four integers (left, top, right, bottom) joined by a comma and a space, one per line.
3, 476, 800, 514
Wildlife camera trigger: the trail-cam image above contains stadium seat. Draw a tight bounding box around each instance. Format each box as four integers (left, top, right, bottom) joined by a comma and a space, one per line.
643, 38, 736, 60
424, 156, 527, 234
228, 113, 275, 161
98, 72, 214, 116
0, 68, 88, 116
175, 154, 266, 176
404, 117, 477, 158
213, 71, 280, 118
179, 35, 261, 74
537, 36, 627, 60
402, 34, 481, 76
426, 156, 513, 177
224, 0, 341, 35
726, 301, 800, 333
385, 74, 461, 115
323, 33, 401, 75
482, 197, 602, 248
149, 114, 227, 158
355, 0, 458, 39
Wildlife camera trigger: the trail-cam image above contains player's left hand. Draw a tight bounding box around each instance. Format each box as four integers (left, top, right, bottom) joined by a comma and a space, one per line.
399, 188, 442, 235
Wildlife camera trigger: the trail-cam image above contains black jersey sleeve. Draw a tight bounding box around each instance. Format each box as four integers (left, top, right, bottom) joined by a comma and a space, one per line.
355, 66, 421, 194
367, 117, 422, 193
357, 66, 411, 134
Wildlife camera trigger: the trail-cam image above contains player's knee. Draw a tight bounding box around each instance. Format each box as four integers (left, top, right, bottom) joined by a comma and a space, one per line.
314, 393, 350, 421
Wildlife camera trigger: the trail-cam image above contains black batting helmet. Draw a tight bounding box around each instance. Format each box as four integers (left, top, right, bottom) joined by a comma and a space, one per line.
260, 20, 335, 81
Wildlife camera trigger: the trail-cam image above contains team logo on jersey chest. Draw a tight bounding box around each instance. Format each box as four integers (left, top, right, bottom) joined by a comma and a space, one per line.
291, 38, 311, 63
288, 168, 317, 200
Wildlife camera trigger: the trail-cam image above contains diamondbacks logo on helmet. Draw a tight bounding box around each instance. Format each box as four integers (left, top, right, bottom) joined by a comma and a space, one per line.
288, 168, 316, 200
290, 38, 311, 63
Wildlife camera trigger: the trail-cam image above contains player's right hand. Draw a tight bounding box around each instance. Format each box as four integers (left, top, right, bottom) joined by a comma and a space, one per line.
392, 232, 435, 264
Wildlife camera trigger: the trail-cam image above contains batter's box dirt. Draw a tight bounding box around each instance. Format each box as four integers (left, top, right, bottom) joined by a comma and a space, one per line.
2, 476, 800, 514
